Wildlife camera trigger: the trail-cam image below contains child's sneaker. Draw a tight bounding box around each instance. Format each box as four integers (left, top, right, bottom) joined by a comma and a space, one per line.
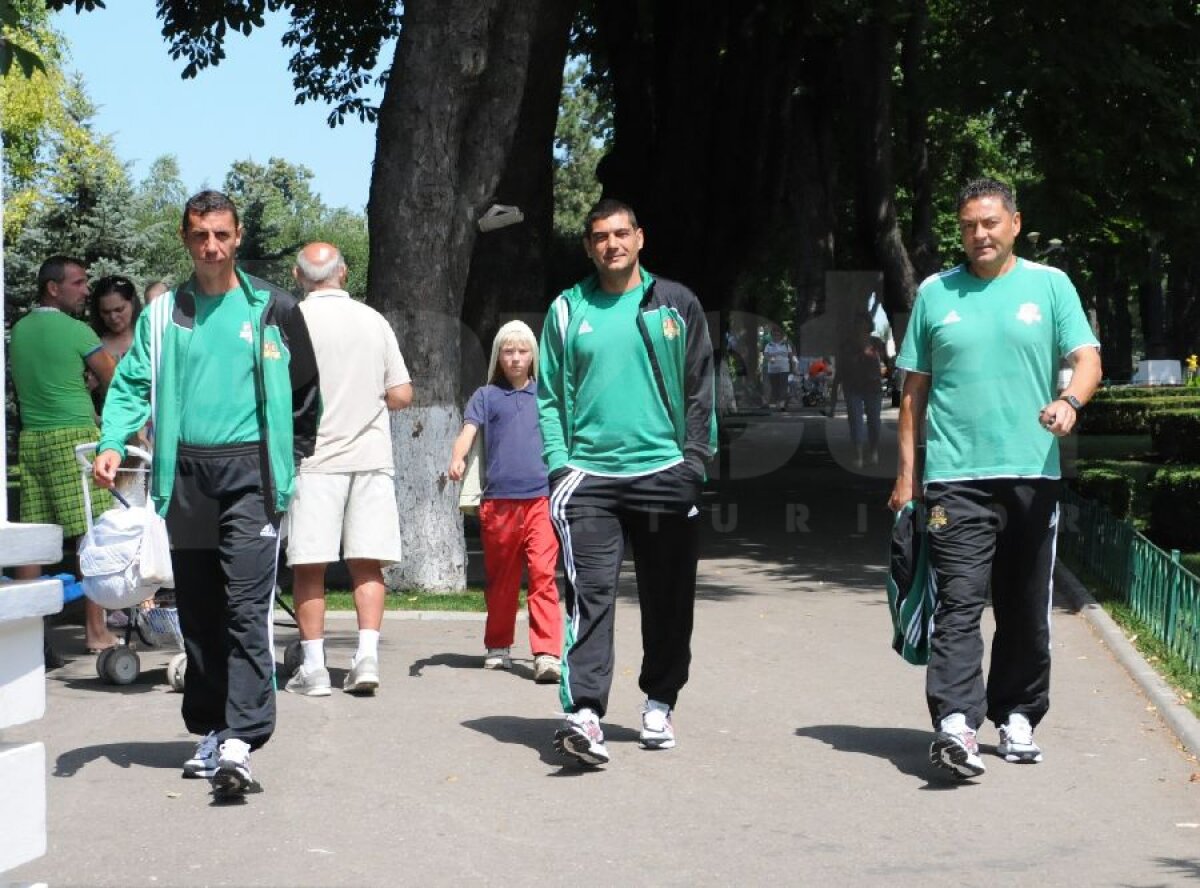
483, 647, 511, 670
554, 708, 609, 766
639, 699, 676, 750
997, 713, 1043, 763
182, 730, 219, 779
532, 654, 561, 684
929, 712, 986, 779
211, 738, 254, 799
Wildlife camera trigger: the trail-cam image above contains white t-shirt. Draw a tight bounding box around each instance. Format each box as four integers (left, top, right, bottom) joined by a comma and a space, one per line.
299, 288, 411, 473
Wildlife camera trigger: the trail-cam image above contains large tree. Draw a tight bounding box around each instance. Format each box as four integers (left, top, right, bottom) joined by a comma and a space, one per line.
49, 0, 576, 590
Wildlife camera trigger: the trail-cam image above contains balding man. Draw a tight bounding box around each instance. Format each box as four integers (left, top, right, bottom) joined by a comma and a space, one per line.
284, 243, 413, 698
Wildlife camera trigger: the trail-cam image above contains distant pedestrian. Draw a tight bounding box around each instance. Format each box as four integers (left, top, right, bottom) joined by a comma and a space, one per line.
835, 313, 887, 467
448, 321, 562, 683
889, 177, 1102, 779
539, 198, 716, 766
762, 326, 794, 410
284, 242, 413, 698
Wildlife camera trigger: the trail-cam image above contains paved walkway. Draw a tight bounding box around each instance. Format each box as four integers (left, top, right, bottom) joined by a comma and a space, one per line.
7, 408, 1199, 886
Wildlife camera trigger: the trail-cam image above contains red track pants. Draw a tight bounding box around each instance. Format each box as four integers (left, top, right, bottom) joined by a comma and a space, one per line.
478, 496, 562, 656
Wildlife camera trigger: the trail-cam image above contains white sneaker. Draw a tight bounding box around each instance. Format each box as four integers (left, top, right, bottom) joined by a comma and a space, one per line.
284, 664, 332, 697
182, 730, 219, 779
997, 713, 1043, 763
929, 712, 986, 778
212, 738, 254, 798
553, 708, 609, 766
344, 655, 380, 696
483, 647, 511, 670
532, 654, 561, 684
639, 699, 676, 750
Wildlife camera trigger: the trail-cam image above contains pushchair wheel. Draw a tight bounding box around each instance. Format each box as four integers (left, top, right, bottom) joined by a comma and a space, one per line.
95, 647, 115, 679
103, 647, 140, 685
283, 639, 304, 678
167, 652, 187, 692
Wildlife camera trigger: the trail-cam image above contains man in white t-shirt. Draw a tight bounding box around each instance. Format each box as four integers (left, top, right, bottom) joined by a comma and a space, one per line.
284, 243, 414, 697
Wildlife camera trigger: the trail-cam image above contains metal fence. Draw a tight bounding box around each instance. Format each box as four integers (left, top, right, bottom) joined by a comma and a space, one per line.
1059, 488, 1200, 674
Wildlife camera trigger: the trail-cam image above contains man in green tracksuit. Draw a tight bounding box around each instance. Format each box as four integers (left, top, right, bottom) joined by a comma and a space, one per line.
94, 190, 320, 799
539, 198, 716, 766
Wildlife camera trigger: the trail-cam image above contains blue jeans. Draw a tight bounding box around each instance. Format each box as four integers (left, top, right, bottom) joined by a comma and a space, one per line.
846, 390, 881, 449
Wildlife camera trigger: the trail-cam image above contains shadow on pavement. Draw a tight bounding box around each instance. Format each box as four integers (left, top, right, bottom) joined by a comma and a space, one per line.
462, 715, 642, 770
409, 652, 481, 677
53, 740, 195, 777
793, 724, 976, 790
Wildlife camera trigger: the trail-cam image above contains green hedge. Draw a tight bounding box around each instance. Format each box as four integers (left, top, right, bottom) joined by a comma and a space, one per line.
1149, 409, 1200, 463
1148, 467, 1200, 550
1077, 396, 1200, 435
1071, 468, 1135, 520
1092, 386, 1199, 401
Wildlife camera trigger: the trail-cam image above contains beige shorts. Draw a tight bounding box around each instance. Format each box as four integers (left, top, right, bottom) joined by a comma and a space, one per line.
286, 471, 402, 565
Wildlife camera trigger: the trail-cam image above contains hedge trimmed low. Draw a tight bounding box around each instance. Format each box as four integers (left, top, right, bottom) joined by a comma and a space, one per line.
1092, 386, 1198, 401
1077, 396, 1200, 435
1071, 468, 1135, 520
1148, 467, 1200, 550
1149, 409, 1200, 463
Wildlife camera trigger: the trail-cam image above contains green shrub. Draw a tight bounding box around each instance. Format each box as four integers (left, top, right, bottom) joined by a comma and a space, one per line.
1071, 468, 1134, 520
1148, 467, 1200, 550
1092, 386, 1198, 401
1149, 409, 1200, 462
1077, 396, 1200, 435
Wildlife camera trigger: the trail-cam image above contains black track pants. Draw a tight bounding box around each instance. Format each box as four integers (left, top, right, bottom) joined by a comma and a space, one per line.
168, 443, 281, 750
549, 464, 701, 718
924, 479, 1060, 730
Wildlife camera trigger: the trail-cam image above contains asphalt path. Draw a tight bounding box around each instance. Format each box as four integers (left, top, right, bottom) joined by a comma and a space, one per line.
8, 408, 1199, 887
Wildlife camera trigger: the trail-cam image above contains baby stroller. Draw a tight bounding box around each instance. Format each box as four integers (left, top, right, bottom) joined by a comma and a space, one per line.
74, 443, 186, 688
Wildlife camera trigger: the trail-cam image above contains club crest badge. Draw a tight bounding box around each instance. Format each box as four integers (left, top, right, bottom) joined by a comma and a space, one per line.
262, 341, 281, 360
927, 505, 949, 531
662, 316, 680, 340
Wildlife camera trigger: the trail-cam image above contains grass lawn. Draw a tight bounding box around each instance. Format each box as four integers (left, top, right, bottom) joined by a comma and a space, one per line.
277, 587, 498, 612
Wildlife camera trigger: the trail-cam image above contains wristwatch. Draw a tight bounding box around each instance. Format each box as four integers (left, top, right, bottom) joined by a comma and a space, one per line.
1059, 394, 1083, 411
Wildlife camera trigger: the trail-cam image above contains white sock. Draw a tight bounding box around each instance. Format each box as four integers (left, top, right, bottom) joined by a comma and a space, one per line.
355, 629, 380, 663
301, 638, 325, 670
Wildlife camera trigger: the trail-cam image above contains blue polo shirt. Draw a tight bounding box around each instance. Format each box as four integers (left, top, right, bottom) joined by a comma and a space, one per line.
464, 380, 549, 499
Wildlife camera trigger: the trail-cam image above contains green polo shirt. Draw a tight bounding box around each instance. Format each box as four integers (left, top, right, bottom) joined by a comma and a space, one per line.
897, 258, 1099, 482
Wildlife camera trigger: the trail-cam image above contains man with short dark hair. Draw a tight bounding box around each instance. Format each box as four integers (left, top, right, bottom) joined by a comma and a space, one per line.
10, 255, 117, 653
94, 190, 321, 799
539, 198, 717, 766
889, 177, 1102, 779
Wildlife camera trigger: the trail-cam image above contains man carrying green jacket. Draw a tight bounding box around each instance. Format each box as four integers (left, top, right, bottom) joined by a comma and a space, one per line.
94, 190, 320, 799
539, 198, 717, 767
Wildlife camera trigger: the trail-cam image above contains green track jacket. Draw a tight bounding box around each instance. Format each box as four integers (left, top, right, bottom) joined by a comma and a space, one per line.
538, 269, 718, 476
98, 269, 320, 517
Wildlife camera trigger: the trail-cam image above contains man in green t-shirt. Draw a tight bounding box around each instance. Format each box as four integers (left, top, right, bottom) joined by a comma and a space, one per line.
9, 255, 117, 654
539, 198, 717, 767
890, 178, 1102, 779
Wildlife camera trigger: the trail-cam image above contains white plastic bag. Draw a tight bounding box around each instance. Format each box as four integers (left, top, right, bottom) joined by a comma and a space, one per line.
139, 499, 174, 587
79, 502, 164, 609
458, 431, 485, 516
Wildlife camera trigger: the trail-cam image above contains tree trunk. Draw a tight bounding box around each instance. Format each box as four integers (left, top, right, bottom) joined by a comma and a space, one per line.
901, 0, 938, 283
366, 0, 540, 590
1093, 246, 1133, 381
1138, 237, 1170, 360
460, 0, 577, 381
846, 5, 918, 325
